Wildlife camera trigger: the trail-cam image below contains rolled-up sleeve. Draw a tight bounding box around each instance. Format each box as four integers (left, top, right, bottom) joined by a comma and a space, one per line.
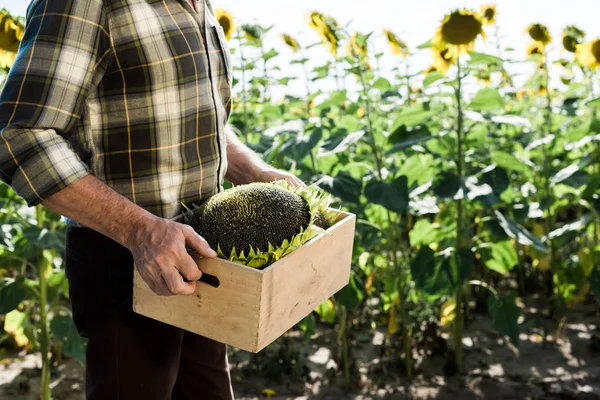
0, 0, 112, 206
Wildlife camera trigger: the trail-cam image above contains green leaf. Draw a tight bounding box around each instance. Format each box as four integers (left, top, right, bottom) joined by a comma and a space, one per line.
423, 71, 445, 87
481, 165, 509, 195
372, 77, 391, 92
0, 278, 28, 315
583, 174, 600, 201
551, 157, 592, 187
364, 176, 409, 214
452, 247, 475, 285
318, 130, 365, 157
390, 104, 434, 128
317, 90, 347, 108
387, 124, 433, 153
410, 246, 438, 294
409, 220, 438, 247
432, 171, 461, 199
262, 48, 279, 62
411, 247, 471, 296
469, 88, 505, 112
50, 314, 86, 365
335, 272, 364, 311
468, 52, 504, 66
4, 310, 29, 347
491, 151, 530, 173
417, 39, 433, 49
585, 97, 600, 108
298, 313, 316, 342
494, 211, 547, 253
315, 299, 336, 324
398, 154, 436, 186
488, 292, 520, 347
315, 172, 362, 204
480, 241, 518, 275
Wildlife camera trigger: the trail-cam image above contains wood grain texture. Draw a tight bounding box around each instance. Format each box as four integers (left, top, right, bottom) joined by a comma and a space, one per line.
256, 211, 355, 351
133, 256, 263, 352
132, 209, 356, 353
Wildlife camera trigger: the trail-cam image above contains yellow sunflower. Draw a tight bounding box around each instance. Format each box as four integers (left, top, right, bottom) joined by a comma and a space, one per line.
431, 46, 456, 75
0, 11, 24, 54
526, 23, 552, 45
433, 9, 486, 58
383, 29, 409, 57
424, 65, 438, 76
308, 11, 340, 58
562, 25, 585, 53
242, 24, 262, 42
576, 38, 600, 69
281, 34, 300, 53
214, 9, 234, 41
480, 4, 497, 26
526, 41, 545, 57
347, 32, 368, 58
0, 49, 16, 69
475, 66, 491, 85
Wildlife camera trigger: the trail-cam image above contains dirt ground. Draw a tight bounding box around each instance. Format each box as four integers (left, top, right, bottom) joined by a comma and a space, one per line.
1, 301, 599, 400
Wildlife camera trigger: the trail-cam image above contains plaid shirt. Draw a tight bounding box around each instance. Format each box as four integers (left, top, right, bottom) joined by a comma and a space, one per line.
0, 0, 232, 219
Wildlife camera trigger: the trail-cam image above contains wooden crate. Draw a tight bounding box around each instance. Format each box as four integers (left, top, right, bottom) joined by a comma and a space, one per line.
132, 210, 356, 353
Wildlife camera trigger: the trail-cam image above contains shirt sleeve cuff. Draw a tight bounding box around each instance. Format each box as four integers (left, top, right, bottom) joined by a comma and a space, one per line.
10, 135, 91, 207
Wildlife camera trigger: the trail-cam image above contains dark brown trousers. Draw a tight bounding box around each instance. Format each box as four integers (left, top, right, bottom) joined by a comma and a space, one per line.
64, 227, 235, 400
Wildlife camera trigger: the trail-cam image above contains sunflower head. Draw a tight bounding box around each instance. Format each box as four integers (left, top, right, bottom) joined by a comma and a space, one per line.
562, 25, 585, 53
0, 11, 24, 53
383, 29, 409, 57
526, 23, 552, 45
475, 66, 491, 85
434, 9, 485, 57
480, 4, 497, 26
526, 41, 545, 57
0, 48, 16, 69
424, 65, 438, 76
308, 11, 340, 58
214, 9, 234, 41
282, 34, 300, 53
431, 46, 456, 75
576, 38, 600, 69
242, 24, 263, 42
347, 32, 369, 58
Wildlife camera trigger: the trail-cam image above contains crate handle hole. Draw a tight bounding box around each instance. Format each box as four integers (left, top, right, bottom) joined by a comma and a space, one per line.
199, 273, 220, 288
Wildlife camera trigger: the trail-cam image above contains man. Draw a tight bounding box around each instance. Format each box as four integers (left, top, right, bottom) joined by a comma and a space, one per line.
0, 0, 300, 398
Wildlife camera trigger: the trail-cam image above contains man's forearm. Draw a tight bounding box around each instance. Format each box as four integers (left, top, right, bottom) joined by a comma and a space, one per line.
224, 125, 270, 185
41, 174, 156, 249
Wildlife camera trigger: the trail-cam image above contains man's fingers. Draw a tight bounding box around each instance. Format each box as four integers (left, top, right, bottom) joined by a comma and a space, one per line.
183, 226, 217, 258
177, 251, 203, 281
161, 268, 196, 295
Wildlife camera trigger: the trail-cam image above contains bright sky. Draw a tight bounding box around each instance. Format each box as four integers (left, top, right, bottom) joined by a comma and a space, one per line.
2, 0, 598, 97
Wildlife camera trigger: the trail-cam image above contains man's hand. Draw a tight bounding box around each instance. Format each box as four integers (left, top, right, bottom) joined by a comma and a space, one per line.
253, 167, 306, 188
126, 216, 218, 296
224, 125, 305, 187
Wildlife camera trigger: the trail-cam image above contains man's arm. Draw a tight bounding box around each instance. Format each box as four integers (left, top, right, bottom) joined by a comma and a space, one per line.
224, 125, 304, 187
0, 0, 214, 296
42, 175, 215, 296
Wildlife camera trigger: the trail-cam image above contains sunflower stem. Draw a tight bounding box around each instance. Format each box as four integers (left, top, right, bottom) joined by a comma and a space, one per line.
453, 55, 466, 374
36, 206, 51, 400
541, 55, 561, 319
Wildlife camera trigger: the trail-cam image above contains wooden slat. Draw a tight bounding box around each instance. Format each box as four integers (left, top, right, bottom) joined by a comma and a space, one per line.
256, 212, 355, 351
133, 256, 263, 352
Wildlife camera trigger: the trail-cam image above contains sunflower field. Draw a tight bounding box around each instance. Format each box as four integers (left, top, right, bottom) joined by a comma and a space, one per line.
1, 4, 600, 399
